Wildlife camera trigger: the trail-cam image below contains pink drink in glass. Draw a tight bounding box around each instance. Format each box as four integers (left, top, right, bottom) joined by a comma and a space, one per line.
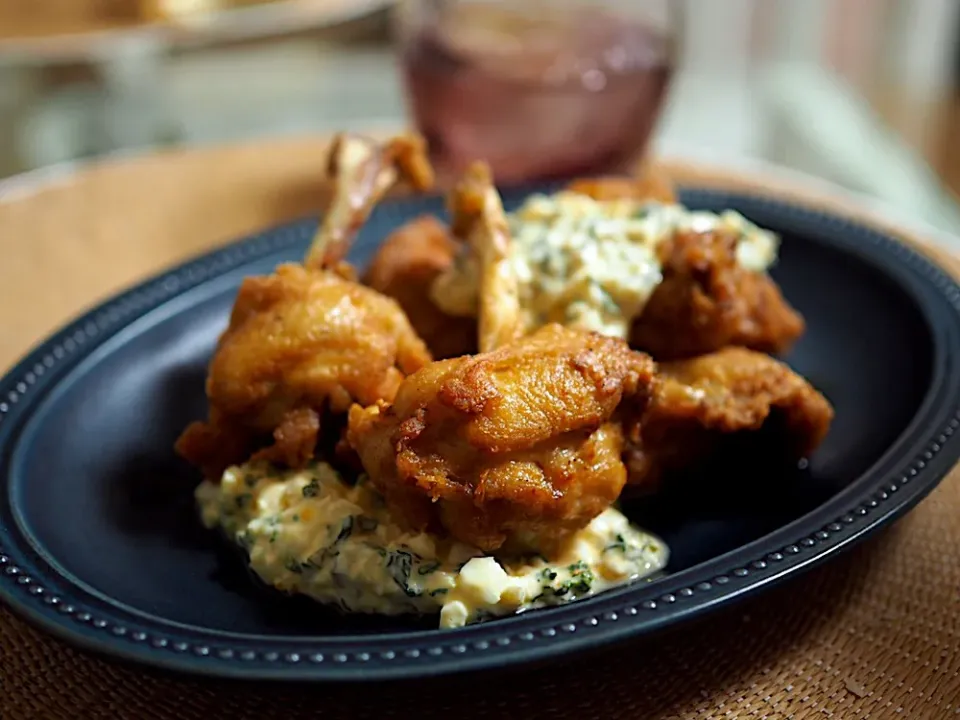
399, 1, 675, 185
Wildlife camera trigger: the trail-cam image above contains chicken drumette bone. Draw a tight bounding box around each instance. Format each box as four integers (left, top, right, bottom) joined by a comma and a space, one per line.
176, 133, 436, 480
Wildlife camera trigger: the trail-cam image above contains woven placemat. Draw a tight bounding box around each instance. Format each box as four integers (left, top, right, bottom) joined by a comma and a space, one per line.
1, 140, 958, 719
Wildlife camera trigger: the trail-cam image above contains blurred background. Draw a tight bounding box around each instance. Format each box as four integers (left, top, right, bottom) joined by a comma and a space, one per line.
1, 0, 960, 235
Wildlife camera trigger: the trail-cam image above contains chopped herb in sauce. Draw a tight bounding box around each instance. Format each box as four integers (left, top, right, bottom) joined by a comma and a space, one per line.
385, 550, 421, 598
196, 461, 669, 631
566, 562, 594, 595
539, 568, 558, 582
418, 561, 441, 576
335, 516, 354, 542
604, 534, 627, 554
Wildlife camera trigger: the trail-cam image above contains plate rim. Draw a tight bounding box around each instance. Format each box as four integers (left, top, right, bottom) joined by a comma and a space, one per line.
2, 186, 960, 681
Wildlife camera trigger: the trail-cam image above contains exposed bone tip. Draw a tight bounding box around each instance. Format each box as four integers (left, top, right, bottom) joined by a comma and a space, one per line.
308, 132, 436, 270
385, 133, 436, 192
447, 161, 498, 241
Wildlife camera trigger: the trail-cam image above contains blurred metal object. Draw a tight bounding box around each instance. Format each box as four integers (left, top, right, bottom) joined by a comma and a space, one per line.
0, 0, 394, 61
0, 0, 394, 173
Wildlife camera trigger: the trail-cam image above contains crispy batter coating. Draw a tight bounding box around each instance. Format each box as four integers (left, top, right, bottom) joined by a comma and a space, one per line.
363, 215, 477, 360
177, 134, 437, 479
629, 229, 806, 360
624, 347, 834, 491
175, 412, 259, 483
212, 265, 430, 420
565, 163, 677, 204
176, 264, 431, 479
565, 171, 805, 360
347, 324, 656, 554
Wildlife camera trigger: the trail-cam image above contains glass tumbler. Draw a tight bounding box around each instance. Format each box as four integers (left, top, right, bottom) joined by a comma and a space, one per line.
395, 0, 679, 185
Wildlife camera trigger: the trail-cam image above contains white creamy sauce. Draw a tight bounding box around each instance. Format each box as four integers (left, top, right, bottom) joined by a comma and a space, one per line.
431, 191, 779, 338
197, 461, 668, 629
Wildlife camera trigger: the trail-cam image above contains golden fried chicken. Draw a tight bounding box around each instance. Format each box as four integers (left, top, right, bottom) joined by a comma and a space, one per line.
629, 229, 806, 360
177, 265, 432, 478
348, 164, 657, 554
363, 215, 477, 360
570, 167, 805, 360
348, 324, 655, 554
624, 347, 834, 492
176, 134, 434, 480
565, 161, 677, 204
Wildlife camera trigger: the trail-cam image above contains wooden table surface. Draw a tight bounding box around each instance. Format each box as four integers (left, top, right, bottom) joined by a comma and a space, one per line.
0, 138, 334, 370
1, 137, 960, 720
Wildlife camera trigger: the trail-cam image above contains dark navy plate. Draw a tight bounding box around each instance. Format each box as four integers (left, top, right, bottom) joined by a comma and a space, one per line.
2, 187, 960, 682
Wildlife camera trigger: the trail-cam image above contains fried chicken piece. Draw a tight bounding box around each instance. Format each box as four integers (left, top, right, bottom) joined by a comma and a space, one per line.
565, 168, 805, 360
565, 162, 677, 204
629, 229, 805, 359
174, 411, 258, 483
176, 134, 434, 480
348, 324, 655, 554
624, 347, 834, 492
363, 215, 477, 359
349, 163, 656, 554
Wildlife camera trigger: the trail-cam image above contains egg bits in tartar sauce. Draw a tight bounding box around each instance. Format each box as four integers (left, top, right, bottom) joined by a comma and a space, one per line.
197, 462, 668, 629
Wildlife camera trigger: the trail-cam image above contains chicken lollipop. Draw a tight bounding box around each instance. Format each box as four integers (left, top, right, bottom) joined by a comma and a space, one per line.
176, 134, 434, 480
628, 227, 805, 360
348, 163, 656, 555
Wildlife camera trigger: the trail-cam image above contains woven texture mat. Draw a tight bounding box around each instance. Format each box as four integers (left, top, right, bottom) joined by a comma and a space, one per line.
1, 141, 959, 719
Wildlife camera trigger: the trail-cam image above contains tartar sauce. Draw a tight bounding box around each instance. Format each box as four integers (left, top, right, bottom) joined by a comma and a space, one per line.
197, 461, 668, 629
431, 191, 779, 338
